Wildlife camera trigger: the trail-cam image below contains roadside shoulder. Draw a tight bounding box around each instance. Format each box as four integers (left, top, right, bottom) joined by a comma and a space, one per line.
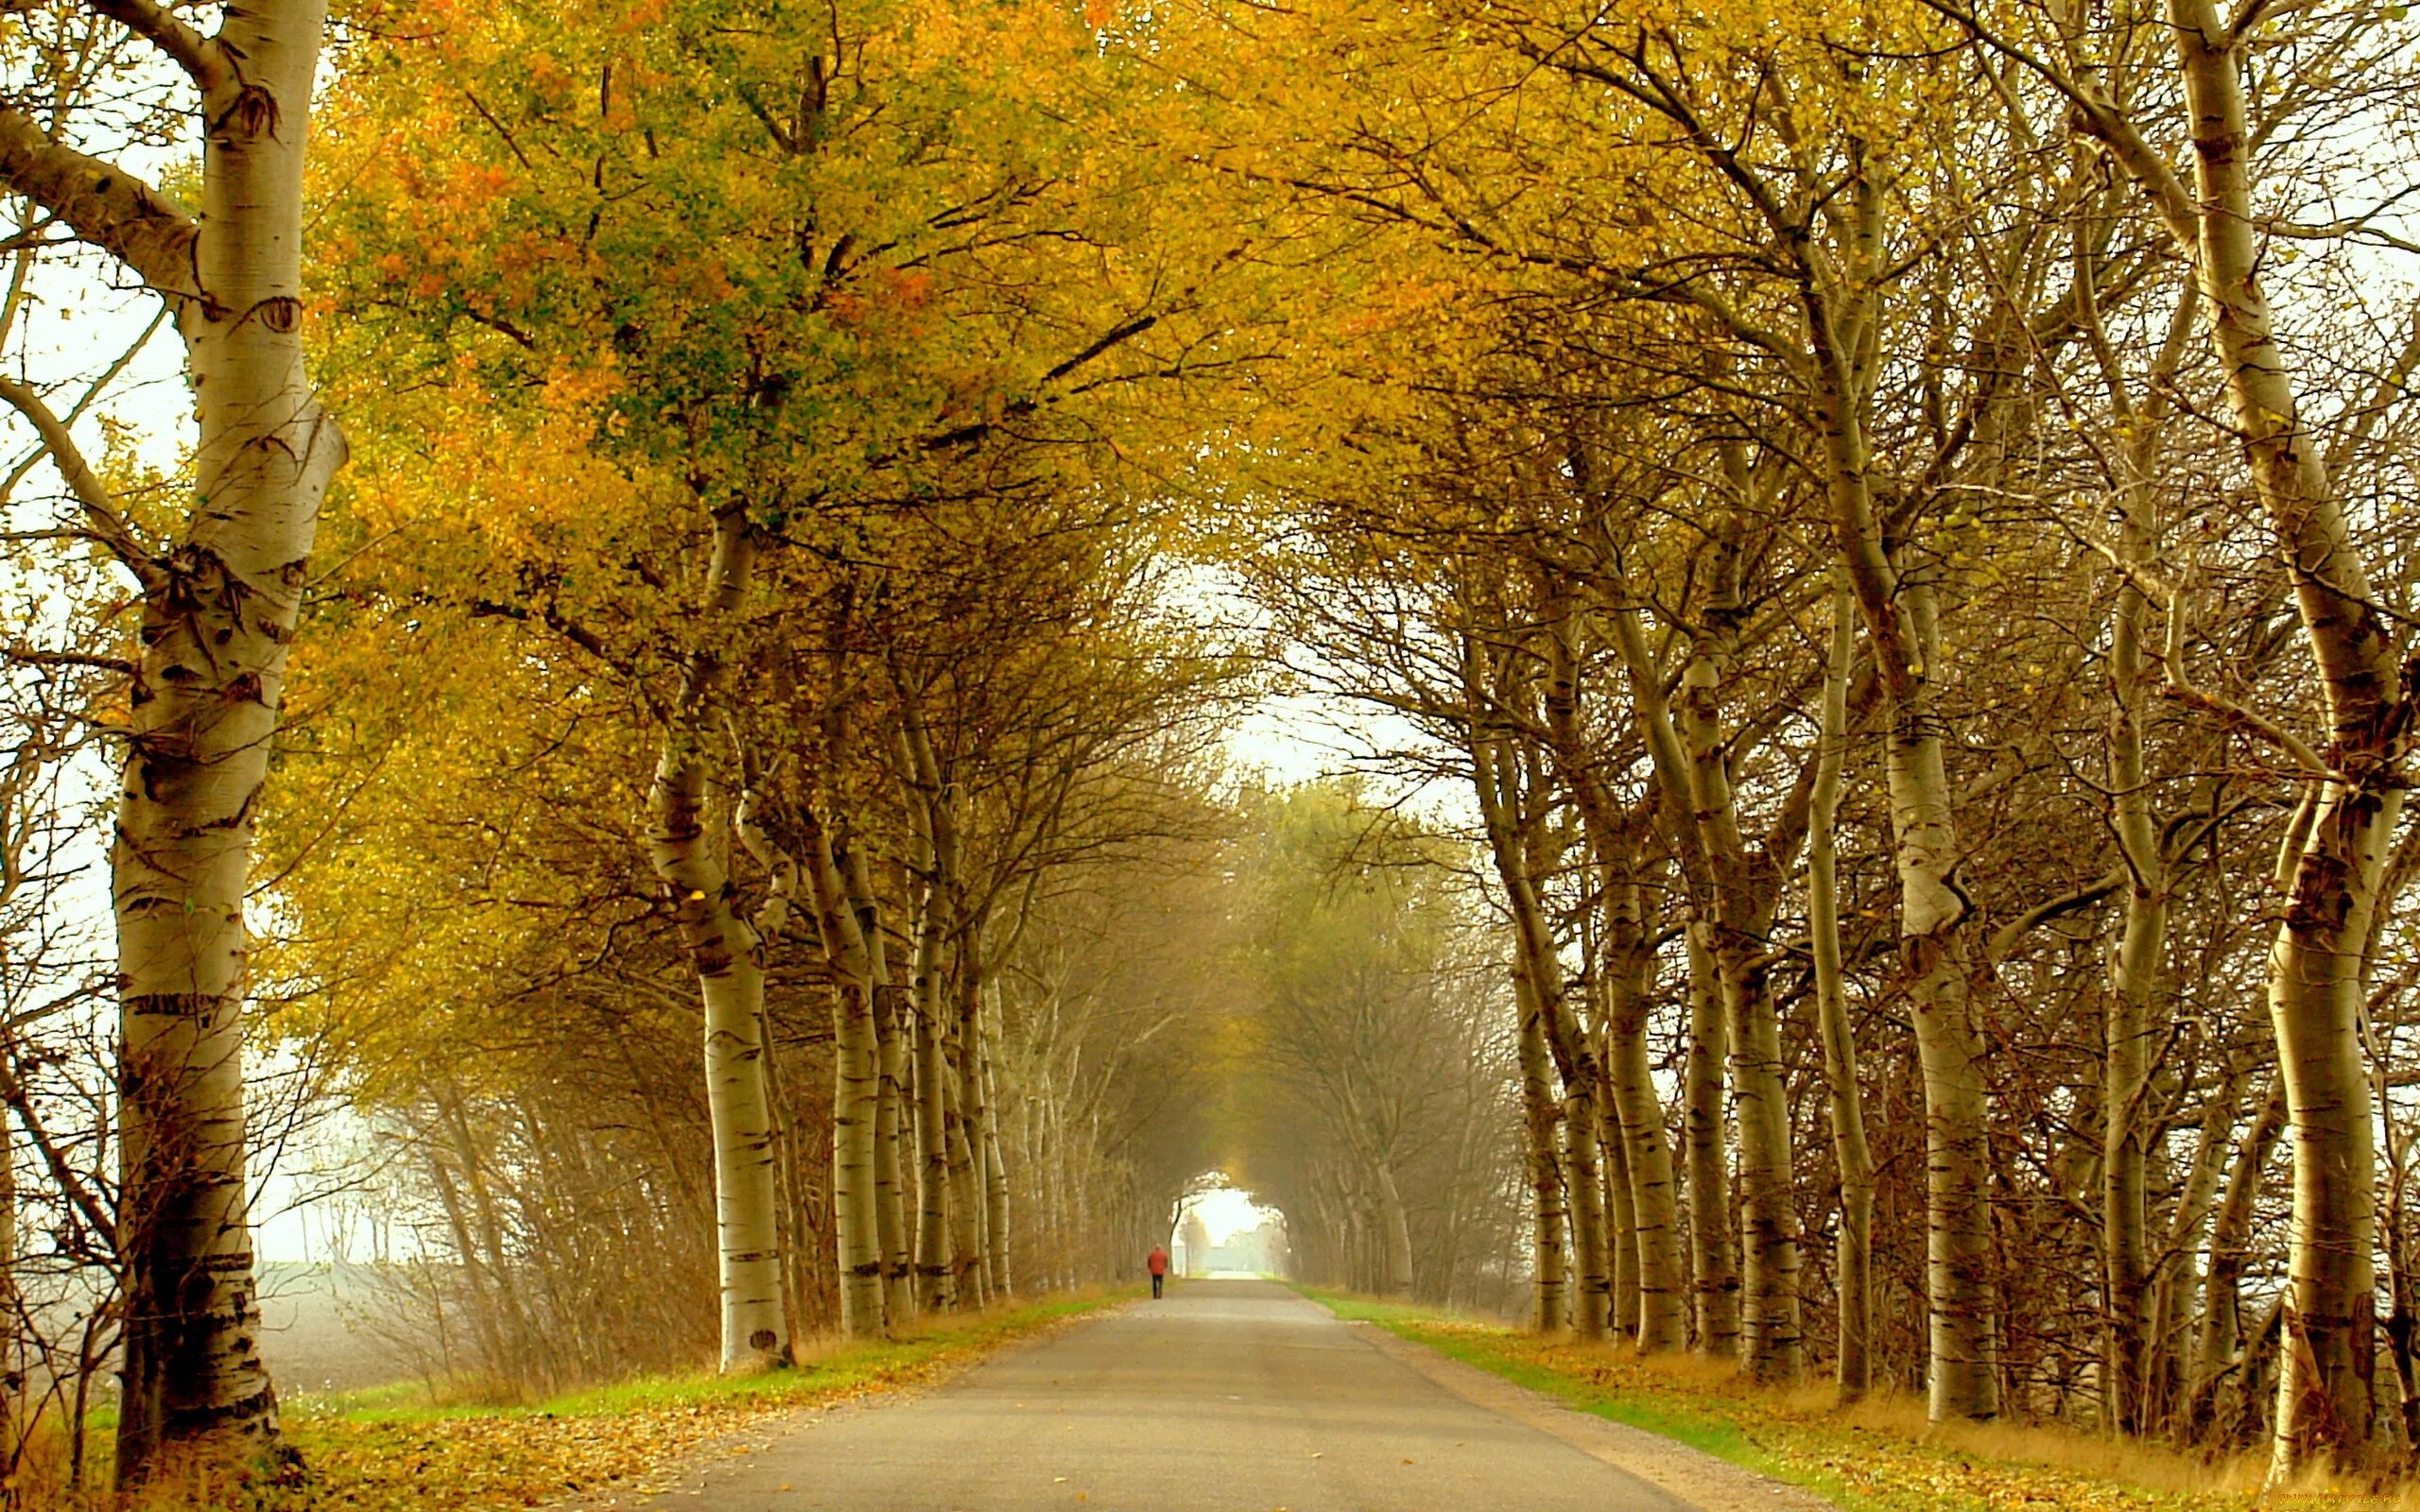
1338, 1314, 1838, 1512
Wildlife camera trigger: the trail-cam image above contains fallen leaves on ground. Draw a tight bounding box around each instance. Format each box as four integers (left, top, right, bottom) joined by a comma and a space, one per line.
270, 1291, 1129, 1512
1309, 1294, 2312, 1512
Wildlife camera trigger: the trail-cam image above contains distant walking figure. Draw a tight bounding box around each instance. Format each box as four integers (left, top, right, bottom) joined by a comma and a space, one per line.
1148, 1245, 1169, 1298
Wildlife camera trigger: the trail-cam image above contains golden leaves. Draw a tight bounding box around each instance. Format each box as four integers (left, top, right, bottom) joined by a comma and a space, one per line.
264, 1294, 1130, 1512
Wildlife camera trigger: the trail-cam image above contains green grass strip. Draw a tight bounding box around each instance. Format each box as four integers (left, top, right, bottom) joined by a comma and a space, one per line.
1296, 1286, 2266, 1512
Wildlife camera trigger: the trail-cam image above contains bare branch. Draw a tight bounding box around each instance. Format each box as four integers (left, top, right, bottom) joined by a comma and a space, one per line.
0, 374, 164, 588
4, 643, 133, 676
86, 0, 233, 91
0, 112, 199, 307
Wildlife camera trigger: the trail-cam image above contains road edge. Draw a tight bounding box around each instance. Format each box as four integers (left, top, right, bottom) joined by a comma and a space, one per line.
543, 1291, 1144, 1510
1324, 1305, 1841, 1512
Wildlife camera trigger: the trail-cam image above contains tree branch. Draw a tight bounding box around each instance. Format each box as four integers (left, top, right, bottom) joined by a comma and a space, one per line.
1987, 868, 2125, 964
4, 643, 134, 676
0, 374, 164, 588
0, 112, 199, 307
87, 0, 233, 91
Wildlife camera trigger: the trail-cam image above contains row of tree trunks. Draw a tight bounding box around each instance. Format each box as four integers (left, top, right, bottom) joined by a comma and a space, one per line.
1467, 649, 1573, 1332
1539, 614, 1688, 1354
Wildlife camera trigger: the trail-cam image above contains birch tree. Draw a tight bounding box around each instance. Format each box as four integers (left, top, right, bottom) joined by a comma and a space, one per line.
0, 0, 341, 1481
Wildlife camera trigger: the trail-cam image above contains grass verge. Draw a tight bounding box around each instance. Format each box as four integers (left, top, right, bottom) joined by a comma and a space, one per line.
31, 1287, 1135, 1511
1296, 1288, 2390, 1512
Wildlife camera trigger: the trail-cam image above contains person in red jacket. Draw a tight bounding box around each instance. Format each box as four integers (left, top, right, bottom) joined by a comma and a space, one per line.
1147, 1244, 1169, 1298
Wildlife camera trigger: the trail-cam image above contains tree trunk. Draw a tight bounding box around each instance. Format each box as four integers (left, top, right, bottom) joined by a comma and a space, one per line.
1682, 921, 1739, 1357
1809, 584, 1875, 1403
1720, 941, 1803, 1381
1604, 891, 1685, 1353
1805, 154, 2001, 1420
804, 802, 886, 1337
1882, 598, 2000, 1420
874, 983, 915, 1326
945, 977, 989, 1307
1558, 1072, 1612, 1338
1374, 1160, 1415, 1297
981, 996, 1012, 1297
1609, 590, 1800, 1376
1517, 991, 1567, 1331
643, 513, 790, 1376
1598, 1072, 1639, 1339
2169, 17, 2400, 1471
2148, 1071, 2240, 1431
915, 974, 955, 1305
1541, 607, 1685, 1351
1462, 666, 1569, 1332
1518, 817, 1610, 1339
86, 1, 343, 1482
2190, 1081, 2284, 1436
2047, 3, 2409, 1469
0, 1122, 17, 1482
2101, 434, 2165, 1440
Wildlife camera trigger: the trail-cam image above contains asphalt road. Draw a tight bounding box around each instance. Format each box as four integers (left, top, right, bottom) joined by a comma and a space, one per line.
669, 1279, 1705, 1512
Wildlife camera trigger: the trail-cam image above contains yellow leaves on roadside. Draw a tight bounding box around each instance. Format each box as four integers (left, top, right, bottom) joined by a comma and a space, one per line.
1333, 1297, 2267, 1512
264, 1293, 1129, 1512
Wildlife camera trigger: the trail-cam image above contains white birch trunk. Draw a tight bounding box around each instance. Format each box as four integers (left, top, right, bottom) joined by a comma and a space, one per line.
0, 4, 353, 1475
804, 799, 887, 1337
2046, 3, 2409, 1466
1681, 921, 1739, 1358
1541, 610, 1686, 1350
1810, 585, 1875, 1402
981, 991, 1012, 1297
647, 510, 788, 1375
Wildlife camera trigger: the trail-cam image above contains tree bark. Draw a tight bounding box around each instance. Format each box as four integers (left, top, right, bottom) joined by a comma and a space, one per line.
982, 991, 1013, 1297
1810, 584, 1875, 1402
1797, 139, 2001, 1420
1374, 1160, 1415, 1297
1516, 984, 1567, 1331
2042, 2, 2409, 1468
874, 982, 915, 1325
59, 0, 345, 1482
1597, 1063, 1639, 1339
1608, 587, 1803, 1379
2189, 1081, 2285, 1436
803, 792, 887, 1337
1542, 610, 1685, 1351
646, 513, 789, 1374
2167, 15, 2400, 1470
1682, 921, 1739, 1358
946, 967, 990, 1306
1813, 314, 2000, 1418
895, 719, 959, 1311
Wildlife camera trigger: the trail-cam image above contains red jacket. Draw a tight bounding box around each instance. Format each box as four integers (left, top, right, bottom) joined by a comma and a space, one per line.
1147, 1246, 1169, 1276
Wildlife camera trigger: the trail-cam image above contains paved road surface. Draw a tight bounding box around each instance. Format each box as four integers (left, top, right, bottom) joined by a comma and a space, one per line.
666, 1279, 1703, 1512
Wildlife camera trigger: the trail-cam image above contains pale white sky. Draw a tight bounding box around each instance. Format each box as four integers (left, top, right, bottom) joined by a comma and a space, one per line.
1178, 1183, 1284, 1247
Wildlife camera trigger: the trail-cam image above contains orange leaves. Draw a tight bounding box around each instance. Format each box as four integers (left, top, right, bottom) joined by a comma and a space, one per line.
526, 51, 576, 105
613, 0, 669, 33
826, 266, 942, 340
